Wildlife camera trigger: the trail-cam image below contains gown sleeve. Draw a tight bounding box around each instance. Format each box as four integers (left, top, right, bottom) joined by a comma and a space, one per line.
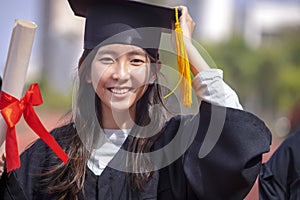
259, 129, 300, 200
0, 139, 47, 199
182, 101, 272, 199
156, 69, 271, 199
0, 126, 71, 200
192, 69, 243, 110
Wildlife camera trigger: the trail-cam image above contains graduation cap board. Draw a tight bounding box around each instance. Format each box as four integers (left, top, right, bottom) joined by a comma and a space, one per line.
67, 0, 192, 106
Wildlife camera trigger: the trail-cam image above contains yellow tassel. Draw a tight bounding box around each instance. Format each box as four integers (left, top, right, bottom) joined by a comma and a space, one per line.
174, 7, 192, 106
163, 7, 192, 106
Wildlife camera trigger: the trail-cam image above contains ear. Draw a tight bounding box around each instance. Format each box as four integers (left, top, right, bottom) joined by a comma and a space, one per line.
156, 60, 162, 73
149, 60, 162, 84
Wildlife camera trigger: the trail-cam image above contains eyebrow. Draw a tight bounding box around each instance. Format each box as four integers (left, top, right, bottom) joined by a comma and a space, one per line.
97, 49, 147, 57
97, 50, 118, 56
126, 50, 147, 57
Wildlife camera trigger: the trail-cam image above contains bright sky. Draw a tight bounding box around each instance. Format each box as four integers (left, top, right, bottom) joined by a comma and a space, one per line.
0, 0, 40, 76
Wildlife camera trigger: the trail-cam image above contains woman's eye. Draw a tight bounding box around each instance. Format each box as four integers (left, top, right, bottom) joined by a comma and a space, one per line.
131, 59, 145, 66
99, 57, 114, 64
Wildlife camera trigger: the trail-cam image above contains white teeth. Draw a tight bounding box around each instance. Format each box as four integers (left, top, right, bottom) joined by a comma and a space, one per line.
110, 88, 129, 94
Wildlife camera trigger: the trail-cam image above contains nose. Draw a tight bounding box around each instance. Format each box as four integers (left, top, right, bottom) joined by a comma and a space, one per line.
112, 60, 130, 80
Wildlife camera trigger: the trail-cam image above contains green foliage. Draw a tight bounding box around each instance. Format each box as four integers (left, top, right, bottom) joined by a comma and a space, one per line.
24, 79, 72, 112
203, 29, 300, 116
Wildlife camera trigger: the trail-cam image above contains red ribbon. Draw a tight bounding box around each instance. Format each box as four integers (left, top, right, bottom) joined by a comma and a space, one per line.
0, 84, 68, 172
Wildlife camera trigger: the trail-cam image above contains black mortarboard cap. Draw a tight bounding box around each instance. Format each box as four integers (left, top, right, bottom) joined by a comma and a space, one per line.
67, 0, 178, 59
67, 0, 195, 106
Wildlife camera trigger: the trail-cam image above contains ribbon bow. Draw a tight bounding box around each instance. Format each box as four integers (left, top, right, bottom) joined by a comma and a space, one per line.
0, 83, 68, 172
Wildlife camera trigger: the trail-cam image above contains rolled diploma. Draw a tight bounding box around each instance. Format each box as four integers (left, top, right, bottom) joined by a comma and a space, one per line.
0, 19, 37, 148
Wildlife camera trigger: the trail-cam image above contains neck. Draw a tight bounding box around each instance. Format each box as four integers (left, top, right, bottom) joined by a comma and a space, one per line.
101, 105, 136, 129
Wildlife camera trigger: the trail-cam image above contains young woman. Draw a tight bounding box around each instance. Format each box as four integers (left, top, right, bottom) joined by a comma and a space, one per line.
0, 1, 271, 199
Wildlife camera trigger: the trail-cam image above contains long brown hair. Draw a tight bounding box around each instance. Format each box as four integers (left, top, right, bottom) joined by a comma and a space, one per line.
44, 46, 168, 199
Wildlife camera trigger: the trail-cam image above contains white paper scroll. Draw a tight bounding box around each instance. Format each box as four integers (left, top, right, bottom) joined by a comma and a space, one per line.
0, 19, 37, 148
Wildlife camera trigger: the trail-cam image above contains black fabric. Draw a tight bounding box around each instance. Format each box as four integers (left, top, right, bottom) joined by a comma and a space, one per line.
259, 129, 300, 200
67, 0, 178, 59
0, 102, 271, 200
0, 170, 27, 200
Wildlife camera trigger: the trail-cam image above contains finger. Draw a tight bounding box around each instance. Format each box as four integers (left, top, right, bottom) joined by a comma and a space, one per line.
177, 6, 193, 23
177, 6, 188, 20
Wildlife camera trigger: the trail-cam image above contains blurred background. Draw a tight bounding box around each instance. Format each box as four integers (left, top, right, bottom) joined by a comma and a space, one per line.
1, 0, 300, 199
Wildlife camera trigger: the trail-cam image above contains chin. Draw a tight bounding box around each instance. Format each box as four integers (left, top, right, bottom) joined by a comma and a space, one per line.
109, 102, 133, 112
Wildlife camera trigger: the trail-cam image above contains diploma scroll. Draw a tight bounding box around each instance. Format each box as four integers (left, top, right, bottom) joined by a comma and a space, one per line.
0, 19, 37, 147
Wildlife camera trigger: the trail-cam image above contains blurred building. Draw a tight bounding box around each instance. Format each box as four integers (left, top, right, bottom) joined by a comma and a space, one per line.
40, 0, 84, 93
244, 1, 300, 48
161, 0, 235, 42
198, 0, 235, 43
169, 0, 300, 48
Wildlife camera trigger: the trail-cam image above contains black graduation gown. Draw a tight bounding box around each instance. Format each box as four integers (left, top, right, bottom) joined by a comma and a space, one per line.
259, 129, 300, 200
0, 102, 271, 200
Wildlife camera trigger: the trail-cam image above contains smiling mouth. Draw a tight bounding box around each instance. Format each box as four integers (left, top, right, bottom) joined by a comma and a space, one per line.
109, 88, 131, 95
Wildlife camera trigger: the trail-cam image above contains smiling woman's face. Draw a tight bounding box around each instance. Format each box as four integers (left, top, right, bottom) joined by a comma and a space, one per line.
90, 44, 154, 115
